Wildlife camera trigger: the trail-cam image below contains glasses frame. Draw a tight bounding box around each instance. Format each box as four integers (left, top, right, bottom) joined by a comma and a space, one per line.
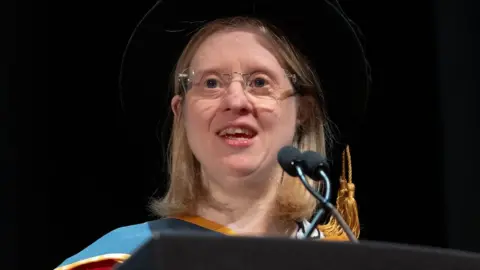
177, 68, 299, 95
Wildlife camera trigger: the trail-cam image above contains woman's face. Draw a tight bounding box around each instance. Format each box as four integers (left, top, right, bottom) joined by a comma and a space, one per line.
172, 30, 298, 185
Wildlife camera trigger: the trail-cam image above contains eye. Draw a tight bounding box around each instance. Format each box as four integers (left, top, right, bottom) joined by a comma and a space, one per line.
205, 78, 219, 88
253, 78, 266, 87
249, 74, 271, 88
201, 73, 224, 89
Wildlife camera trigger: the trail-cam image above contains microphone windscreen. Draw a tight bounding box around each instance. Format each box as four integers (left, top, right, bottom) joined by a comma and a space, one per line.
301, 151, 330, 180
277, 146, 301, 176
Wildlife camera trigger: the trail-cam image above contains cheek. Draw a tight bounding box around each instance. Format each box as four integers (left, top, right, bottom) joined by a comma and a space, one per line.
183, 99, 217, 143
259, 102, 298, 139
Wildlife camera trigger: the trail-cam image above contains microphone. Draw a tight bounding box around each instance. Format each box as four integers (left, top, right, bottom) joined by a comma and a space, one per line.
301, 150, 330, 181
277, 145, 303, 177
277, 146, 359, 243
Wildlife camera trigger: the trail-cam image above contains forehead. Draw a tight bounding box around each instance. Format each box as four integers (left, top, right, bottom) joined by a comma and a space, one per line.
190, 30, 284, 72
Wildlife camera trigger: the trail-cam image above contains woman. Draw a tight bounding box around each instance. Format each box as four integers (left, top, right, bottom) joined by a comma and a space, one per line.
55, 1, 370, 269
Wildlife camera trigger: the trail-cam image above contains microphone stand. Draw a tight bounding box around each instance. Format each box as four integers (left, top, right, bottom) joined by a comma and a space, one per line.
303, 173, 331, 238
294, 166, 359, 243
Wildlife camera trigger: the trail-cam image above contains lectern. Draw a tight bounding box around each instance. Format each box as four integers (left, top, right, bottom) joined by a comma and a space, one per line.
116, 233, 480, 270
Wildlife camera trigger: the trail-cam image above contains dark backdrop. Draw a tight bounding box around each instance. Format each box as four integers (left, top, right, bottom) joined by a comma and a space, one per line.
3, 0, 480, 269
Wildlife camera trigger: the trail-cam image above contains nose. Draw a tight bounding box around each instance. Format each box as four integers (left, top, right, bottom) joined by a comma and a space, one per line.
219, 80, 254, 115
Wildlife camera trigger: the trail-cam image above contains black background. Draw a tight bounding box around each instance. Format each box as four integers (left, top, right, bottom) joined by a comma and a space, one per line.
3, 0, 480, 269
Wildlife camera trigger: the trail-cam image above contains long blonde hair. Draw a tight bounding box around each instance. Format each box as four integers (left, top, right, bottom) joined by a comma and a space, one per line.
150, 16, 359, 239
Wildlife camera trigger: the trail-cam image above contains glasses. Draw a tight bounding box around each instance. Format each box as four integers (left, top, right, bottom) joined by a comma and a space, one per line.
177, 68, 299, 102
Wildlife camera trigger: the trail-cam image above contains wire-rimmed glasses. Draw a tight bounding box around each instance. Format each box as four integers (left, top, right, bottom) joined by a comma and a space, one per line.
177, 67, 299, 102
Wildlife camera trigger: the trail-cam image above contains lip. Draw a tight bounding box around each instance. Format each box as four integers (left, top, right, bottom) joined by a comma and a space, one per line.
219, 135, 256, 148
215, 121, 259, 148
215, 122, 259, 136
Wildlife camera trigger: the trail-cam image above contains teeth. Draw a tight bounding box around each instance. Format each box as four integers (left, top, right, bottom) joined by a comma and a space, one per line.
218, 127, 254, 137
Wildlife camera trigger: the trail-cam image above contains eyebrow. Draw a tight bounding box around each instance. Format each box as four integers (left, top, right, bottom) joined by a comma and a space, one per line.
244, 63, 281, 74
191, 66, 228, 75
192, 63, 282, 74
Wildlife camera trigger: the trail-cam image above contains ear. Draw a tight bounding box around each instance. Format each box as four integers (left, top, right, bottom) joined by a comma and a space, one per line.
171, 95, 183, 118
296, 96, 315, 125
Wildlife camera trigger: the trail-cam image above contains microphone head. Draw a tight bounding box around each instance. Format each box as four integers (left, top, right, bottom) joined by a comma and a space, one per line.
301, 150, 330, 181
277, 146, 302, 176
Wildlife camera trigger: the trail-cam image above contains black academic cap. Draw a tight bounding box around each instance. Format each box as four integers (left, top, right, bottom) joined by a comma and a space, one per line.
118, 0, 371, 163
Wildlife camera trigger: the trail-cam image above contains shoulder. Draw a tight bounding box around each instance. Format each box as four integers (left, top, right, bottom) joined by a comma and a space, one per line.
54, 217, 215, 270
55, 222, 152, 270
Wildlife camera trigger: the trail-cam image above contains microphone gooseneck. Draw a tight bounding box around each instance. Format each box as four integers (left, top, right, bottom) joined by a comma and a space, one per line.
277, 146, 359, 243
301, 151, 331, 238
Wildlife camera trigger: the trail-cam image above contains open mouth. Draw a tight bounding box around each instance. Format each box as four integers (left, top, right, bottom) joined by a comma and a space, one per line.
217, 127, 258, 146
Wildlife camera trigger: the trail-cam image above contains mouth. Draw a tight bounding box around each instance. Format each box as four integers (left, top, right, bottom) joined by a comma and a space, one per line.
216, 126, 258, 147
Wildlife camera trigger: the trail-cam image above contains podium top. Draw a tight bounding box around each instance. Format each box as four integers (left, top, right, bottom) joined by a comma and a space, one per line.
116, 233, 480, 270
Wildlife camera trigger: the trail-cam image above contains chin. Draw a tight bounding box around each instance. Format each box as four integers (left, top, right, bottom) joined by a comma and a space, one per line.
220, 156, 260, 176
221, 154, 278, 179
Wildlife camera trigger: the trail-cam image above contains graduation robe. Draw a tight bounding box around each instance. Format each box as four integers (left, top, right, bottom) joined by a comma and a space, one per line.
54, 216, 341, 270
